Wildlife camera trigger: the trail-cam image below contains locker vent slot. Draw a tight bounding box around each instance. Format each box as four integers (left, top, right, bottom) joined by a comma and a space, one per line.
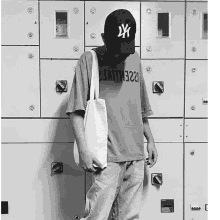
1, 201, 8, 214
202, 13, 208, 39
55, 11, 68, 39
157, 13, 170, 38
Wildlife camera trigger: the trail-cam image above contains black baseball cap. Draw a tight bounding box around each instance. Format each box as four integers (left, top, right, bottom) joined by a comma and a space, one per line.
104, 9, 136, 54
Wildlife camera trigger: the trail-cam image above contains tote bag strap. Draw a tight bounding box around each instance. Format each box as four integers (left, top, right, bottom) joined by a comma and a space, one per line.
89, 50, 100, 100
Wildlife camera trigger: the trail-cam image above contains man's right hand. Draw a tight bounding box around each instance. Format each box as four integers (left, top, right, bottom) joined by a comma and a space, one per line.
79, 149, 103, 173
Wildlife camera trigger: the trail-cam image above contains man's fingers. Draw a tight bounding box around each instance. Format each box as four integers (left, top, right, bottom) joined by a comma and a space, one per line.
80, 165, 96, 173
93, 159, 103, 169
89, 166, 97, 173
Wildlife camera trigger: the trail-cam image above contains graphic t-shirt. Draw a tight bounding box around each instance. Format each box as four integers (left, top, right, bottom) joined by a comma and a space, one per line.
66, 45, 153, 162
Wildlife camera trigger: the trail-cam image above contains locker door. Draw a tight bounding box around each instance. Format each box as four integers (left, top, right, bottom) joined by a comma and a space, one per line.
185, 119, 208, 143
185, 60, 208, 118
40, 60, 77, 117
187, 0, 208, 2
1, 46, 40, 117
1, 0, 38, 45
141, 2, 184, 59
185, 143, 208, 220
1, 143, 85, 220
140, 143, 183, 220
143, 119, 183, 143
141, 60, 184, 117
40, 1, 84, 58
186, 2, 208, 59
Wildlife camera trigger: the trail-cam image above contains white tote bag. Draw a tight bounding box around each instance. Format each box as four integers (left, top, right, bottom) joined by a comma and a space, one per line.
73, 50, 108, 169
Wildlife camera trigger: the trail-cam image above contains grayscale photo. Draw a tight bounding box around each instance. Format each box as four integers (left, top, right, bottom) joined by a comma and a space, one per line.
1, 0, 208, 220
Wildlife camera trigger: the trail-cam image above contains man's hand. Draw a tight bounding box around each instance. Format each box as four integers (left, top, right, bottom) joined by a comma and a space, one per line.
79, 148, 103, 173
147, 142, 158, 168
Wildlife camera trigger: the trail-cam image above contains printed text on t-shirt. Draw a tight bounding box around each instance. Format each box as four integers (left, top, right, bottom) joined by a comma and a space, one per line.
99, 69, 139, 83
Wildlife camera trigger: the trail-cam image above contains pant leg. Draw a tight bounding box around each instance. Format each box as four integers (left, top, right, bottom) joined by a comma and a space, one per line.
111, 160, 145, 220
81, 162, 125, 220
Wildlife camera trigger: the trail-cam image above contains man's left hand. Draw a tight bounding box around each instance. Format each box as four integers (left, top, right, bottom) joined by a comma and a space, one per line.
147, 142, 158, 168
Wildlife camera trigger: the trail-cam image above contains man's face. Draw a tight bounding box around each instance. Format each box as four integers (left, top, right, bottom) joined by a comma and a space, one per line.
102, 34, 131, 63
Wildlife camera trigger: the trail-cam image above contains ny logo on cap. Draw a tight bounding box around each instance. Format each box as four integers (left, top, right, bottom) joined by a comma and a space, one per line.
118, 23, 131, 38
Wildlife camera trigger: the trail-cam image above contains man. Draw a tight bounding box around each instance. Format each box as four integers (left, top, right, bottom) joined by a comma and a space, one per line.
66, 9, 158, 220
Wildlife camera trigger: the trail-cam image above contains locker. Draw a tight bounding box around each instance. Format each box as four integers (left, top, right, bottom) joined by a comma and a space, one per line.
186, 2, 208, 59
185, 60, 208, 118
187, 0, 208, 2
1, 119, 75, 143
85, 1, 140, 47
40, 1, 84, 59
140, 143, 183, 220
1, 46, 40, 117
143, 0, 184, 1
185, 143, 208, 220
141, 60, 184, 117
41, 60, 77, 117
141, 2, 184, 59
85, 47, 140, 57
1, 143, 85, 220
1, 0, 39, 45
143, 119, 183, 143
185, 119, 208, 143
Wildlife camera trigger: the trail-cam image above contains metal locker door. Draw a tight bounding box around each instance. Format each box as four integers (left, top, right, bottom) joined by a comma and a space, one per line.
40, 60, 77, 117
185, 60, 208, 118
141, 60, 184, 117
1, 46, 40, 117
186, 2, 208, 59
140, 143, 183, 220
141, 2, 184, 59
2, 0, 38, 45
1, 119, 75, 143
146, 0, 184, 1
40, 1, 84, 59
85, 1, 140, 47
185, 119, 208, 143
185, 143, 208, 220
187, 0, 208, 2
1, 143, 85, 220
144, 119, 183, 143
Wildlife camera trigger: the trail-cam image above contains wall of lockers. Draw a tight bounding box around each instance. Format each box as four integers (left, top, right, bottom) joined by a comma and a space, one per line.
1, 0, 208, 220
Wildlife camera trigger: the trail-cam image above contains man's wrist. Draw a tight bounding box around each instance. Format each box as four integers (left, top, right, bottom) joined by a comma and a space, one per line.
147, 139, 154, 143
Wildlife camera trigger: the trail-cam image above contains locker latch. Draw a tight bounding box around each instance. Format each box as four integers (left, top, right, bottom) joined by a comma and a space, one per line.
202, 98, 208, 105
153, 81, 164, 94
190, 204, 201, 211
151, 173, 163, 185
56, 80, 68, 92
51, 162, 63, 174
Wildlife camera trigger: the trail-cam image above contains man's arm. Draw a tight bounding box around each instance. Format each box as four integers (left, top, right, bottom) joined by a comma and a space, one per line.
69, 111, 88, 154
143, 117, 154, 143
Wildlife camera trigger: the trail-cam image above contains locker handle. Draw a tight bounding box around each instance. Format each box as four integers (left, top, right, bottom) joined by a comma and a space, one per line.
153, 81, 164, 94
56, 80, 68, 92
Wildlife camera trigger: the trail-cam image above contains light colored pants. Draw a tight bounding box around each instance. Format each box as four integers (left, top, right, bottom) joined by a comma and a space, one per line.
81, 159, 145, 220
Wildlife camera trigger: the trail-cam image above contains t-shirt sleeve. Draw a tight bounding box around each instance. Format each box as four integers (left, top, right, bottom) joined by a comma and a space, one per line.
140, 61, 154, 119
66, 53, 89, 117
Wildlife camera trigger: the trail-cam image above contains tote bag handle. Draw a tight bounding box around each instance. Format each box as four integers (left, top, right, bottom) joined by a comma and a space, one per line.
89, 50, 99, 100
